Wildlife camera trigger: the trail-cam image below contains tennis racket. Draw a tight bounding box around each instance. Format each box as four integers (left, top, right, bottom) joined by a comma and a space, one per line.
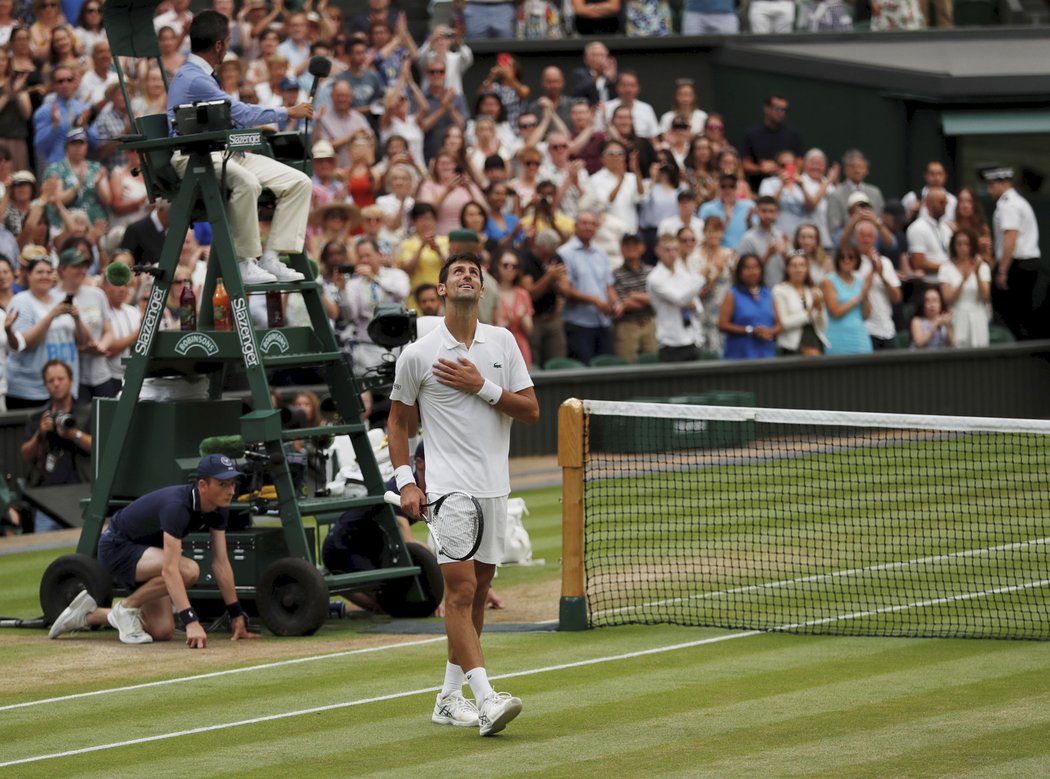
384, 490, 484, 561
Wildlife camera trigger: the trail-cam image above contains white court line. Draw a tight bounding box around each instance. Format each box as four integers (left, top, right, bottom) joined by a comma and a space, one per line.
5, 576, 1048, 768
594, 537, 1050, 618
0, 630, 761, 768
0, 636, 444, 713
775, 579, 1050, 631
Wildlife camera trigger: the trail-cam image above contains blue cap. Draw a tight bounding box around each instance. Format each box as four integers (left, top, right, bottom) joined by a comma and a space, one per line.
197, 454, 240, 481
279, 77, 299, 92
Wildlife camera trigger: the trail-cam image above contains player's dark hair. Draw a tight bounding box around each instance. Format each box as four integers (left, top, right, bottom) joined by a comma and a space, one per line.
189, 10, 229, 54
439, 252, 484, 286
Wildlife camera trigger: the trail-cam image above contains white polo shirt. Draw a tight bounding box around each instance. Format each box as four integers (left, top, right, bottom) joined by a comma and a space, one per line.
994, 187, 1040, 261
390, 319, 532, 498
906, 213, 952, 283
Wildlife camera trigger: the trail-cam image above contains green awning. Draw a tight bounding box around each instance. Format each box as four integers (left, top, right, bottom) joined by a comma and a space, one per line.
942, 111, 1050, 136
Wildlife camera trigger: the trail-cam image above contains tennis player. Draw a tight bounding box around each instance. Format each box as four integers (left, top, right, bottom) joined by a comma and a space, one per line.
388, 252, 539, 736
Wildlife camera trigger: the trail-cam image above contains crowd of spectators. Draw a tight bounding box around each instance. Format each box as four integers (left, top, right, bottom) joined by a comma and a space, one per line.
0, 0, 1042, 533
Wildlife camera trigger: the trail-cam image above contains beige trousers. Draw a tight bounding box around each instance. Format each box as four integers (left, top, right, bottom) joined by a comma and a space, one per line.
172, 151, 311, 260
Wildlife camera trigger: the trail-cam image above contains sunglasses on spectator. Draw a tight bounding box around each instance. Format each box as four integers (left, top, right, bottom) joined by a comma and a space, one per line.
706, 123, 724, 131
769, 105, 788, 113
518, 122, 538, 129
604, 150, 625, 157
719, 182, 736, 189
427, 68, 445, 74
548, 143, 568, 150
524, 160, 540, 167
500, 262, 518, 269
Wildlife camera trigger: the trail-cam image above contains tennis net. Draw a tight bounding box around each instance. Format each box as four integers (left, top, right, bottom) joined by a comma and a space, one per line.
565, 400, 1050, 639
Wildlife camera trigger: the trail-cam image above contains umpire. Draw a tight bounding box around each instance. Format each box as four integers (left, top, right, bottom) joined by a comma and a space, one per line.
48, 455, 260, 648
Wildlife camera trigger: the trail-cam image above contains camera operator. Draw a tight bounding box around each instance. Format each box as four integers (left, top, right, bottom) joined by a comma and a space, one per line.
20, 359, 92, 532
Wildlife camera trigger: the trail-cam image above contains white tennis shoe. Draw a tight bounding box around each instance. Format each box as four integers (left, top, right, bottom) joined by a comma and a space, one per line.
107, 602, 153, 644
477, 691, 522, 736
48, 590, 97, 639
238, 259, 278, 284
432, 691, 480, 727
258, 255, 305, 282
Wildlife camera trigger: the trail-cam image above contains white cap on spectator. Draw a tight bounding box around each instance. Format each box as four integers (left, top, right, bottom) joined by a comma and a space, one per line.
11, 170, 35, 186
847, 191, 872, 209
312, 140, 336, 160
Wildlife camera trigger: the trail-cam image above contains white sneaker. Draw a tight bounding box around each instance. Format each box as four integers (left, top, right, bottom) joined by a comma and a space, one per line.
477, 691, 522, 736
48, 590, 97, 639
258, 254, 305, 282
432, 691, 480, 727
106, 602, 153, 644
238, 259, 278, 284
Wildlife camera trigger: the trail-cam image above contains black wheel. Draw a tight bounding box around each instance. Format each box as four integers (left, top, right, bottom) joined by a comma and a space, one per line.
376, 542, 444, 618
256, 557, 329, 636
39, 554, 113, 624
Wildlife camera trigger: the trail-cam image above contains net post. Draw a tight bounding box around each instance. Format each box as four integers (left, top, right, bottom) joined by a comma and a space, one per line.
558, 398, 588, 630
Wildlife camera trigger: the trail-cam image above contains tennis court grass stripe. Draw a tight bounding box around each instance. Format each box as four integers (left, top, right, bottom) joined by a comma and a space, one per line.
0, 637, 446, 713
8, 634, 1048, 775
0, 630, 760, 768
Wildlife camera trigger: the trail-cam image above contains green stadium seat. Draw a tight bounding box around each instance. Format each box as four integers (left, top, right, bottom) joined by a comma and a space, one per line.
636, 352, 660, 364
700, 350, 721, 360
543, 357, 587, 371
896, 330, 912, 349
589, 354, 629, 368
989, 325, 1016, 344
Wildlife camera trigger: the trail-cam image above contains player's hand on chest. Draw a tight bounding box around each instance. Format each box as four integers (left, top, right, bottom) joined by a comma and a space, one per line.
426, 349, 505, 396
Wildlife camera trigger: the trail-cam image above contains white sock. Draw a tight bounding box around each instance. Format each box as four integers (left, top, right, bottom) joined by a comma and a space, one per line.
260, 249, 279, 265
441, 662, 465, 698
465, 666, 493, 703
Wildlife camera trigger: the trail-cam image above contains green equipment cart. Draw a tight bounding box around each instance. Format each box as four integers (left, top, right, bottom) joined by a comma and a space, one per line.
36, 0, 440, 635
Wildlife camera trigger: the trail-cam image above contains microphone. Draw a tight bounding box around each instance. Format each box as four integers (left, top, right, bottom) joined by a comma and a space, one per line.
303, 56, 332, 144
307, 56, 332, 102
105, 262, 132, 287
243, 450, 285, 466
131, 264, 165, 279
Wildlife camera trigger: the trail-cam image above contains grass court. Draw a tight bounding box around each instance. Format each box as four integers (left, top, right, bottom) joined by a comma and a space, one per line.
2, 484, 1049, 776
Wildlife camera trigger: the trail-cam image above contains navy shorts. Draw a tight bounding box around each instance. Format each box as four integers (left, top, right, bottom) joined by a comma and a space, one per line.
97, 529, 150, 591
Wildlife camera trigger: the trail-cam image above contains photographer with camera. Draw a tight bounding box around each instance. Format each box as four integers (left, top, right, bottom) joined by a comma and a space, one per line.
20, 359, 91, 532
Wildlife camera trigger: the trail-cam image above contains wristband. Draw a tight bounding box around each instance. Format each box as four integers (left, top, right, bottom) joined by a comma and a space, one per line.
179, 607, 199, 627
226, 601, 244, 620
394, 464, 415, 491
476, 378, 502, 406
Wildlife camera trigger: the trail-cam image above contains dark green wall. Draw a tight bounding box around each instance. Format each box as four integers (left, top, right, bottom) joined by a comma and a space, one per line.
713, 65, 912, 197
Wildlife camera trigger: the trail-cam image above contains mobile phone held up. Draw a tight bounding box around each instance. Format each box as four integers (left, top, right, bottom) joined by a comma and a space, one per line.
497, 53, 512, 68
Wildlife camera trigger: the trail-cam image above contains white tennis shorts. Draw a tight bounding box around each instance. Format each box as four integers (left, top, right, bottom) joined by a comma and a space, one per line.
432, 493, 507, 566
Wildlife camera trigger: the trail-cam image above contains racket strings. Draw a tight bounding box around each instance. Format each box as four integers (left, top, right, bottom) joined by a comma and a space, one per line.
431, 493, 482, 559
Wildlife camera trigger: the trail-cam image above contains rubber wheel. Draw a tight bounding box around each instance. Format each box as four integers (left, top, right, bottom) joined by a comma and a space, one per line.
376, 542, 444, 618
256, 557, 329, 636
39, 553, 113, 624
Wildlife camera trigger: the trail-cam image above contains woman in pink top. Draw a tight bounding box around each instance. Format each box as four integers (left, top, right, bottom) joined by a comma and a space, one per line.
416, 148, 486, 236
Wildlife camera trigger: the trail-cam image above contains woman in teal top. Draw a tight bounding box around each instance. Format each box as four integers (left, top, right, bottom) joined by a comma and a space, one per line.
719, 253, 781, 359
820, 246, 874, 355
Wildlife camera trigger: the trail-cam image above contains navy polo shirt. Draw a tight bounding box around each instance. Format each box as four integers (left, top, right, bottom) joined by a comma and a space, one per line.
108, 484, 228, 547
